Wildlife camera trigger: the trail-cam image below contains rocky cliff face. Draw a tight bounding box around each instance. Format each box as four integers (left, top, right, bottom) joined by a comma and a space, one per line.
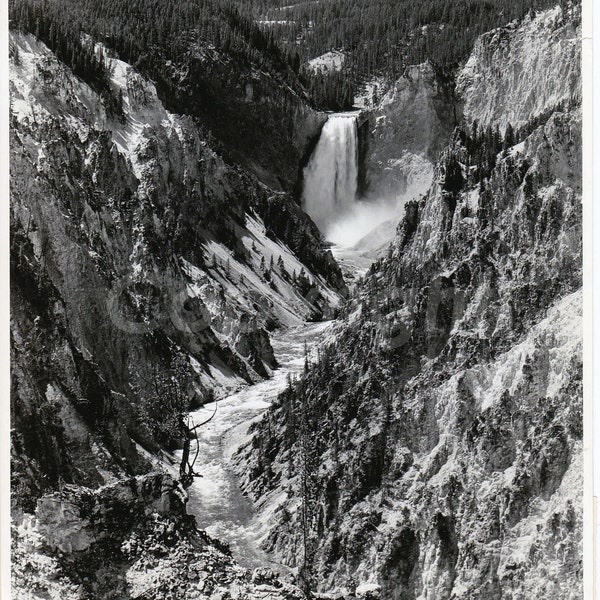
457, 5, 581, 132
240, 7, 582, 598
158, 41, 327, 192
358, 63, 457, 206
10, 30, 344, 508
356, 2, 580, 224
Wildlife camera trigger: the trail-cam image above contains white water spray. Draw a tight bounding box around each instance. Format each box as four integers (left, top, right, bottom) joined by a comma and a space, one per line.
302, 113, 359, 234
303, 113, 405, 249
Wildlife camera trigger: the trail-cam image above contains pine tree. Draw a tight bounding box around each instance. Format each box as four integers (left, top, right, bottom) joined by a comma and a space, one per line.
503, 123, 515, 151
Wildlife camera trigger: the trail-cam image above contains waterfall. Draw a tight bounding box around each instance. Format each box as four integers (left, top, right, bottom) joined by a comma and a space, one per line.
302, 113, 359, 234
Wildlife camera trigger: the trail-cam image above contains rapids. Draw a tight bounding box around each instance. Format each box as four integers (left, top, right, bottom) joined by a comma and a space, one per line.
181, 321, 333, 570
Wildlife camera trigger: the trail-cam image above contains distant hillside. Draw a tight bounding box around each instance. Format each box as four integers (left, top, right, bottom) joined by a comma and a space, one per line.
248, 0, 576, 108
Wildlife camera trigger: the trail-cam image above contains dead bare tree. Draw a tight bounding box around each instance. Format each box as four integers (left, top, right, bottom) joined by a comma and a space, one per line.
129, 350, 216, 488
179, 400, 218, 488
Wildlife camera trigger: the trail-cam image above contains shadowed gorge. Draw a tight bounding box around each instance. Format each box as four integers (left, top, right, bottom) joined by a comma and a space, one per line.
9, 1, 583, 599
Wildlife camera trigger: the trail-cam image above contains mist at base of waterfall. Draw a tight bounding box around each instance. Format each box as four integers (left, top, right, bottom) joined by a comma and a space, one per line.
324, 196, 404, 248
301, 112, 413, 254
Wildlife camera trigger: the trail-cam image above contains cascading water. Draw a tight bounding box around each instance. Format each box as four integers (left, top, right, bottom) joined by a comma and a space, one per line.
303, 112, 406, 253
302, 113, 359, 234
302, 113, 401, 255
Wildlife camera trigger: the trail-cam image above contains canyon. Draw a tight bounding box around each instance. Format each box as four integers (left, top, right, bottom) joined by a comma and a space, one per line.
9, 3, 582, 599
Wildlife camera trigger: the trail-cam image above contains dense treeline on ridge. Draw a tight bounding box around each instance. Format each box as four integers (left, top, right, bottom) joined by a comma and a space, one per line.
251, 0, 571, 71
9, 0, 305, 108
9, 0, 579, 111
250, 0, 576, 107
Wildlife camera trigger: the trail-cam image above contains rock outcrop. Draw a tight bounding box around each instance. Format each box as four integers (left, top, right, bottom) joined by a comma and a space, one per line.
12, 474, 307, 599
358, 62, 457, 205
457, 5, 581, 132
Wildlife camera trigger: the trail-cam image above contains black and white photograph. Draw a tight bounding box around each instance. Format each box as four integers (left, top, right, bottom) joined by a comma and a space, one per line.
2, 0, 592, 598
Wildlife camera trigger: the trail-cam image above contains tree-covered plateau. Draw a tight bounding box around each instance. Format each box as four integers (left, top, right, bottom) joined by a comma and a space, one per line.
9, 0, 576, 112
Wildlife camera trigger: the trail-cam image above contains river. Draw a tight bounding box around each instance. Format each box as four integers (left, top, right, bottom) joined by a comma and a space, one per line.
179, 140, 380, 568
181, 320, 335, 571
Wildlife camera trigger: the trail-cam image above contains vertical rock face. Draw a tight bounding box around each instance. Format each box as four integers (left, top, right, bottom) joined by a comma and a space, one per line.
10, 32, 345, 506
241, 7, 582, 598
360, 63, 457, 205
457, 5, 581, 132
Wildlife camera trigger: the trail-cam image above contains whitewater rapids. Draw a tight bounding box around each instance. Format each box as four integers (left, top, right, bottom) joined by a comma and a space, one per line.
180, 321, 333, 570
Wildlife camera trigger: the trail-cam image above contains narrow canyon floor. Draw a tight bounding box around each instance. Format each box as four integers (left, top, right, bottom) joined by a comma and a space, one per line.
179, 245, 374, 573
